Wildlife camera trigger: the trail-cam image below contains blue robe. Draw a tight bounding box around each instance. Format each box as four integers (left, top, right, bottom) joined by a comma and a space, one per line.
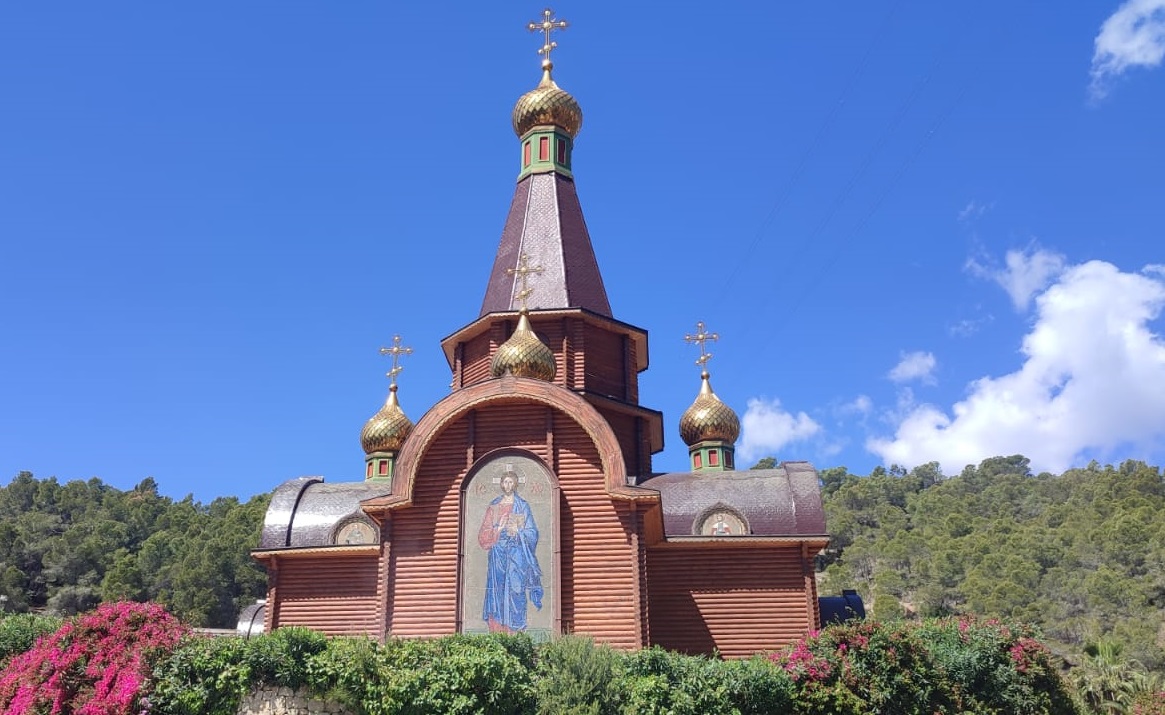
479, 493, 543, 631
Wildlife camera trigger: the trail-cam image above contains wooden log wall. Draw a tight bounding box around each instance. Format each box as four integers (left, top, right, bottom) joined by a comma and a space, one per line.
387, 420, 469, 637
645, 545, 817, 658
456, 317, 643, 406
553, 415, 643, 649
385, 403, 644, 648
581, 325, 625, 399
460, 331, 494, 387
597, 408, 644, 479
270, 555, 381, 637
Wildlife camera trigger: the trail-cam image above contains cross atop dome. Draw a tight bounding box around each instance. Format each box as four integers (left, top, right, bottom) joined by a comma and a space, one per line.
379, 335, 414, 388
528, 8, 569, 66
506, 253, 544, 312
684, 321, 719, 374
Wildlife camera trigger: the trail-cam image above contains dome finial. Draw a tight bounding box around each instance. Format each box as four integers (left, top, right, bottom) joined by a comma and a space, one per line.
528, 8, 569, 69
684, 321, 719, 373
362, 334, 415, 476
491, 253, 557, 381
379, 334, 414, 389
513, 8, 582, 138
679, 321, 740, 455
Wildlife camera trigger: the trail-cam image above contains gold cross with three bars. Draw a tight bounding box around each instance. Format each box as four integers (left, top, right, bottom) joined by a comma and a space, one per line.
528, 8, 568, 63
684, 321, 719, 371
507, 253, 544, 311
379, 335, 413, 387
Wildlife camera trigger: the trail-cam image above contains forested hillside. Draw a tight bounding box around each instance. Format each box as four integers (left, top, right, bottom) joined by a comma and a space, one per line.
0, 472, 267, 628
3, 457, 1163, 676
808, 455, 1165, 673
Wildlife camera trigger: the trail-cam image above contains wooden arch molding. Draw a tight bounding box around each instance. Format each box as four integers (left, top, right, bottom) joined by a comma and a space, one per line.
362, 376, 657, 512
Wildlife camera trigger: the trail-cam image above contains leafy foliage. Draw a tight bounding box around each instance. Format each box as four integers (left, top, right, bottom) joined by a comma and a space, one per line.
140, 624, 1076, 715
533, 635, 619, 715
813, 456, 1165, 675
0, 471, 269, 627
315, 633, 538, 715
769, 617, 1077, 714
151, 626, 328, 715
0, 607, 1083, 715
615, 647, 744, 714
0, 613, 61, 667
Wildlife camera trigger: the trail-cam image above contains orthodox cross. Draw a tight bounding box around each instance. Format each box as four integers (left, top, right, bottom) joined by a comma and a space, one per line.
378, 335, 413, 387
528, 8, 568, 63
507, 253, 544, 311
684, 321, 719, 371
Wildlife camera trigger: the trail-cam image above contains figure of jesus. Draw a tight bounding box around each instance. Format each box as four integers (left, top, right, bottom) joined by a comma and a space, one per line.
477, 470, 543, 632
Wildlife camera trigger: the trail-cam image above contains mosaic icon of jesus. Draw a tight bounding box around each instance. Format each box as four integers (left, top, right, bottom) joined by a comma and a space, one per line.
477, 469, 543, 632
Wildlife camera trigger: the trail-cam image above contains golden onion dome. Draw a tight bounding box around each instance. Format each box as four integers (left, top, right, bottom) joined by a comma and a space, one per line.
679, 371, 741, 446
512, 61, 583, 138
491, 311, 557, 381
360, 385, 413, 454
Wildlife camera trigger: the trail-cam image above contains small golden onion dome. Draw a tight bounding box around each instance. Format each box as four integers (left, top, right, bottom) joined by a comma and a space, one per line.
360, 385, 413, 454
512, 61, 583, 138
679, 371, 741, 446
491, 311, 557, 381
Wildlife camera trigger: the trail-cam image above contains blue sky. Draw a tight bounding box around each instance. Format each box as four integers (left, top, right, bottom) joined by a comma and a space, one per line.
2, 2, 1164, 502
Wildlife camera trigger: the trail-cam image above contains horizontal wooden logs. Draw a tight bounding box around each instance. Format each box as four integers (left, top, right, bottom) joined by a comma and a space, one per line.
646, 545, 813, 658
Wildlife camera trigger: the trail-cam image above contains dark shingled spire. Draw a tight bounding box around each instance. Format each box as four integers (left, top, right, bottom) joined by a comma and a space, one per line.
480, 172, 611, 317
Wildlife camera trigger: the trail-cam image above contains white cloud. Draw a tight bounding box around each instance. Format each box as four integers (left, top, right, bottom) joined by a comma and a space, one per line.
738, 397, 821, 461
888, 351, 937, 385
967, 246, 1066, 311
840, 394, 873, 416
868, 260, 1165, 474
948, 314, 994, 338
958, 200, 991, 223
1090, 0, 1165, 100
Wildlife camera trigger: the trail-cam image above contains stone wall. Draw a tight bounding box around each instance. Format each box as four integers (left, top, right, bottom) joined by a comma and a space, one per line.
236, 686, 355, 715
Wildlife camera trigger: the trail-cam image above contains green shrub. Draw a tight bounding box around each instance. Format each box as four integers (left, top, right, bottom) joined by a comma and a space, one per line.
722, 656, 796, 715
534, 635, 619, 715
914, 617, 1078, 714
244, 626, 328, 688
615, 647, 737, 715
150, 619, 1081, 715
304, 636, 382, 707
151, 626, 330, 715
310, 633, 536, 715
0, 613, 61, 666
150, 635, 252, 715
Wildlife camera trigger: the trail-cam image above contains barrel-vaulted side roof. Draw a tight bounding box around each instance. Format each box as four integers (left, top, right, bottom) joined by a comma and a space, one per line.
641, 461, 827, 539
256, 477, 390, 550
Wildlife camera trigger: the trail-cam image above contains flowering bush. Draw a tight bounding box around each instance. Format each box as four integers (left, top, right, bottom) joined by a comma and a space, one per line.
0, 601, 187, 715
770, 622, 939, 714
770, 618, 1079, 715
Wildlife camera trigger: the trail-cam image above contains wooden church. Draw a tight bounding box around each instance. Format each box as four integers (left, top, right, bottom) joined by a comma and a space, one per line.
252, 11, 830, 658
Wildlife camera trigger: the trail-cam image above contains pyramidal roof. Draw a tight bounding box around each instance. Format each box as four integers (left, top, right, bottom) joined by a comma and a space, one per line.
480, 171, 611, 317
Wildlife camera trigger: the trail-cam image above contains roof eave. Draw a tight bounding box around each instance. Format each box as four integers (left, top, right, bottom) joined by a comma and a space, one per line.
440, 307, 649, 372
